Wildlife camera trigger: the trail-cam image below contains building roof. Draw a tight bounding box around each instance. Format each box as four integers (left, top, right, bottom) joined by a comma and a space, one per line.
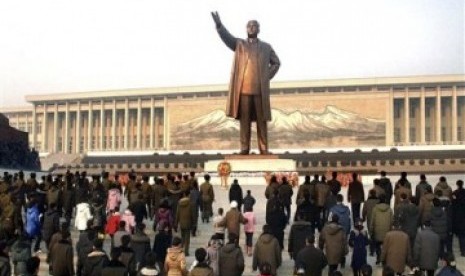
23, 74, 465, 104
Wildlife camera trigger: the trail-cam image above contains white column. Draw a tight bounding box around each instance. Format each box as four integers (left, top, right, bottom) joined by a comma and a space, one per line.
53, 104, 58, 153
150, 98, 155, 149
87, 101, 93, 151
76, 102, 81, 153
420, 86, 426, 143
32, 104, 37, 149
163, 97, 168, 150
64, 102, 70, 154
136, 98, 142, 149
452, 86, 458, 142
386, 88, 394, 146
112, 100, 117, 150
124, 99, 129, 150
100, 100, 105, 150
436, 86, 442, 143
404, 88, 410, 144
42, 104, 48, 151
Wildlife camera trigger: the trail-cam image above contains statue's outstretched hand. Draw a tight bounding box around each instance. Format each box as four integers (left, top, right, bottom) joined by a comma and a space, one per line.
211, 11, 222, 28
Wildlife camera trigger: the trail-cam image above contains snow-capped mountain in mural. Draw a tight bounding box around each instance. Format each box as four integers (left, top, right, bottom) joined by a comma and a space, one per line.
171, 105, 385, 149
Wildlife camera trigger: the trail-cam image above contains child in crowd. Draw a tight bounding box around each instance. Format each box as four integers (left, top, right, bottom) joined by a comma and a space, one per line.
243, 206, 256, 256
213, 208, 225, 242
349, 218, 369, 276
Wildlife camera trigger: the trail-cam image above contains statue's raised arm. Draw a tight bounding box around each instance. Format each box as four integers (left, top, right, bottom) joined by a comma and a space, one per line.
211, 11, 237, 51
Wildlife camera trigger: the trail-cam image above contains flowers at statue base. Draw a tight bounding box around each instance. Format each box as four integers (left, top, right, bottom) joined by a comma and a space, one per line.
217, 161, 232, 177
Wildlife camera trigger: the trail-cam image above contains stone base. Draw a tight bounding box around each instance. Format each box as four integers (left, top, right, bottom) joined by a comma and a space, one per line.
204, 156, 296, 172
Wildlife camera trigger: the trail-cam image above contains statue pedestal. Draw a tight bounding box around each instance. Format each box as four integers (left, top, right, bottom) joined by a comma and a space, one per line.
204, 155, 296, 173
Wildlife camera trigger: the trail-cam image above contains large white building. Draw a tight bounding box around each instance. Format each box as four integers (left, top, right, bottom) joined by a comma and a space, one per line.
1, 74, 464, 154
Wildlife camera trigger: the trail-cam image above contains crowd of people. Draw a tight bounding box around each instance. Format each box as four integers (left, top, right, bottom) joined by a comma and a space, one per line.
0, 142, 40, 170
0, 169, 464, 276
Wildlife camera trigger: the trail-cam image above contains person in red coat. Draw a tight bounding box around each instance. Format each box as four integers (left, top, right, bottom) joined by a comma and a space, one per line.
105, 209, 121, 249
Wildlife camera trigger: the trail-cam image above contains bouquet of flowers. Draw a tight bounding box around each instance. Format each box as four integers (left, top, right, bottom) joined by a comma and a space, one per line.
217, 161, 232, 177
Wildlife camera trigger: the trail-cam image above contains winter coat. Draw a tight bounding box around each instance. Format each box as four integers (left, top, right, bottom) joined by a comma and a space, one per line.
199, 181, 214, 217
329, 204, 351, 235
435, 181, 453, 199
296, 182, 315, 204
242, 194, 256, 212
318, 223, 348, 265
0, 254, 11, 276
349, 230, 369, 270
138, 266, 161, 276
229, 183, 243, 208
395, 202, 420, 240
416, 181, 432, 199
430, 206, 448, 240
413, 227, 440, 270
288, 220, 313, 259
295, 245, 327, 276
369, 203, 393, 242
154, 207, 173, 232
101, 260, 129, 276
328, 179, 341, 196
152, 184, 168, 211
315, 183, 330, 207
113, 229, 129, 248
362, 196, 379, 230
75, 202, 93, 231
130, 200, 148, 225
243, 211, 256, 233
107, 188, 122, 212
11, 239, 31, 275
25, 203, 41, 238
219, 208, 247, 237
379, 177, 393, 202
153, 231, 172, 265
452, 188, 465, 234
394, 186, 412, 207
252, 233, 281, 276
120, 246, 136, 275
189, 263, 214, 276
190, 188, 200, 226
348, 180, 365, 204
277, 183, 293, 206
76, 230, 95, 267
50, 239, 75, 276
419, 193, 435, 224
175, 197, 193, 230
164, 247, 187, 276
131, 232, 151, 269
105, 213, 121, 235
83, 250, 110, 276
381, 229, 411, 274
42, 209, 60, 243
62, 186, 76, 213
265, 181, 279, 200
121, 209, 136, 233
218, 243, 245, 276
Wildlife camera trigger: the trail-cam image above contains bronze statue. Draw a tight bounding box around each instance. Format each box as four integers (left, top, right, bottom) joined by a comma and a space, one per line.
211, 11, 280, 155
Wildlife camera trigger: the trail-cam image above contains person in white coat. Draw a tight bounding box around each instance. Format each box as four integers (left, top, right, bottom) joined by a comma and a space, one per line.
75, 202, 93, 231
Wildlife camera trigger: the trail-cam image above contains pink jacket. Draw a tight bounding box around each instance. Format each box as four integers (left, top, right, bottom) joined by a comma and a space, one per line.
120, 209, 136, 233
243, 211, 256, 233
106, 188, 122, 212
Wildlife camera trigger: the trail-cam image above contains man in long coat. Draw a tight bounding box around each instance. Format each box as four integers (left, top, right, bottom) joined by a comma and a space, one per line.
212, 11, 280, 154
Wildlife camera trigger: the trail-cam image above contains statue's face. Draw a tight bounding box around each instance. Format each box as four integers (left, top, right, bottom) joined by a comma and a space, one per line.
246, 20, 260, 38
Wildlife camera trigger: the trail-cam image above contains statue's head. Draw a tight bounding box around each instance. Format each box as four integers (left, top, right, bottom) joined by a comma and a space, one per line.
246, 20, 260, 38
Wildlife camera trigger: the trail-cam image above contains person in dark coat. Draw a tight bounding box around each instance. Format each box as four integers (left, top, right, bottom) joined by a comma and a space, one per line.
190, 181, 201, 237
42, 203, 60, 251
288, 212, 313, 260
131, 223, 151, 271
138, 252, 161, 276
452, 180, 465, 256
265, 189, 287, 249
76, 225, 97, 276
378, 171, 393, 204
430, 198, 449, 258
130, 194, 148, 226
50, 230, 74, 276
242, 190, 256, 213
348, 173, 365, 224
295, 234, 327, 276
278, 177, 293, 224
153, 222, 172, 272
119, 235, 136, 276
414, 221, 440, 276
0, 241, 11, 276
218, 233, 245, 276
294, 190, 317, 229
349, 219, 369, 276
101, 247, 128, 276
83, 238, 109, 276
62, 173, 76, 225
229, 179, 243, 212
252, 225, 281, 276
329, 194, 351, 235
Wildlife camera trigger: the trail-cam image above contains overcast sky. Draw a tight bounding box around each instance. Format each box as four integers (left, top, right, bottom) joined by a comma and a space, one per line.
0, 0, 463, 107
